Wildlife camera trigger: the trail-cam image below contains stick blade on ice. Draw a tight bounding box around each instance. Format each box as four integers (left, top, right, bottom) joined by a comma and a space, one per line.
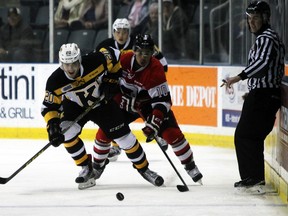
177, 185, 189, 192
0, 177, 9, 184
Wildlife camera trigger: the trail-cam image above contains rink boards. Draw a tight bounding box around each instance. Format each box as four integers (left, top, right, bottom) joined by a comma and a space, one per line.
0, 63, 287, 203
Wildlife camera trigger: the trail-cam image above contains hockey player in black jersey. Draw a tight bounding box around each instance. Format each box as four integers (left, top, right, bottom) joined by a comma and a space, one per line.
41, 43, 164, 189
224, 1, 285, 194
95, 18, 169, 161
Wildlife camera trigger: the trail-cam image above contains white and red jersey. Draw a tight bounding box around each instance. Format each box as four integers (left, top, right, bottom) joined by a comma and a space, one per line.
119, 52, 172, 113
118, 52, 194, 167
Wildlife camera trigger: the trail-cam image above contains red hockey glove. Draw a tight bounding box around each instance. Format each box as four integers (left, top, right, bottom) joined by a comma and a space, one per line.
142, 109, 164, 142
47, 118, 64, 147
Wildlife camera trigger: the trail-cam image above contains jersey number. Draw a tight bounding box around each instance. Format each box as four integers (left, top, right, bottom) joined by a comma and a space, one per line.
156, 85, 168, 97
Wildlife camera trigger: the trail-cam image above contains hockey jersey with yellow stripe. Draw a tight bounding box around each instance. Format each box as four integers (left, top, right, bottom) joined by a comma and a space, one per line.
41, 47, 121, 124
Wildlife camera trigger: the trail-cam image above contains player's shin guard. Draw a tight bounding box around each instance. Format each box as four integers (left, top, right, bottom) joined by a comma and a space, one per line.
124, 140, 149, 170
124, 140, 164, 186
114, 132, 164, 186
93, 139, 111, 179
64, 138, 97, 189
64, 137, 90, 166
169, 136, 203, 184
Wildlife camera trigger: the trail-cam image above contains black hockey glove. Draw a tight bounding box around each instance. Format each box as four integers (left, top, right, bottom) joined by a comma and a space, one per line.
102, 82, 120, 101
142, 109, 164, 142
47, 118, 64, 147
100, 73, 120, 101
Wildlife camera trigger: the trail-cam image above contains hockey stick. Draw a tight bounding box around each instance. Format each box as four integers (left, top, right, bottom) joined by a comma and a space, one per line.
0, 98, 101, 184
155, 136, 189, 192
135, 107, 189, 192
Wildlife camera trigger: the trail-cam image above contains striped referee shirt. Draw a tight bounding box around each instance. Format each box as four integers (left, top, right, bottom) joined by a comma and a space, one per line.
238, 27, 285, 90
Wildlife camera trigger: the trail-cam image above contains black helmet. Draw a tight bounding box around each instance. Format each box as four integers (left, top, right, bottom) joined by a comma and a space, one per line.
134, 34, 154, 51
246, 1, 270, 23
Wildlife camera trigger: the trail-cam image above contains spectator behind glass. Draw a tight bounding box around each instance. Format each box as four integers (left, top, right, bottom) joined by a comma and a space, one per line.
127, 0, 150, 36
162, 0, 188, 59
70, 0, 108, 30
132, 2, 159, 44
0, 7, 34, 63
54, 0, 86, 29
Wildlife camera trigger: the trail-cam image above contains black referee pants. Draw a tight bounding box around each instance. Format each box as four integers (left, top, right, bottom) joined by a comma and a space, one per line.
234, 88, 281, 181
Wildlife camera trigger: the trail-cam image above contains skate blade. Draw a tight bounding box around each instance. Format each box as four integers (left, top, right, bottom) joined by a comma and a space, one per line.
197, 179, 203, 185
78, 178, 96, 190
235, 185, 265, 195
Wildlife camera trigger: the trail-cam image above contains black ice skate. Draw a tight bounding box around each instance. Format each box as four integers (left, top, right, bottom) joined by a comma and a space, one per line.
234, 178, 265, 195
93, 159, 109, 179
138, 168, 164, 186
108, 145, 121, 162
75, 163, 96, 190
184, 161, 203, 185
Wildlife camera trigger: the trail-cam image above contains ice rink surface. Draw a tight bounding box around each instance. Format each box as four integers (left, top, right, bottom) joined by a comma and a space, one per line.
0, 139, 287, 216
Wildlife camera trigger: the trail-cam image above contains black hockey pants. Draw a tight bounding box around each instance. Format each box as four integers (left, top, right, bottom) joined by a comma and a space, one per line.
234, 88, 281, 181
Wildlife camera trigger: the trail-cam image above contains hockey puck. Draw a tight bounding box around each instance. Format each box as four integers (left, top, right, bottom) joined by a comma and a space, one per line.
116, 192, 124, 201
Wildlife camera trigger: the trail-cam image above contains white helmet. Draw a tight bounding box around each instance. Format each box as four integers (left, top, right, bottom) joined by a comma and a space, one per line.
112, 18, 130, 33
59, 43, 81, 64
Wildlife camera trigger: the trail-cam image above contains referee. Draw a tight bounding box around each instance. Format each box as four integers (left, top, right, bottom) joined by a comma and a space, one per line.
224, 1, 285, 194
